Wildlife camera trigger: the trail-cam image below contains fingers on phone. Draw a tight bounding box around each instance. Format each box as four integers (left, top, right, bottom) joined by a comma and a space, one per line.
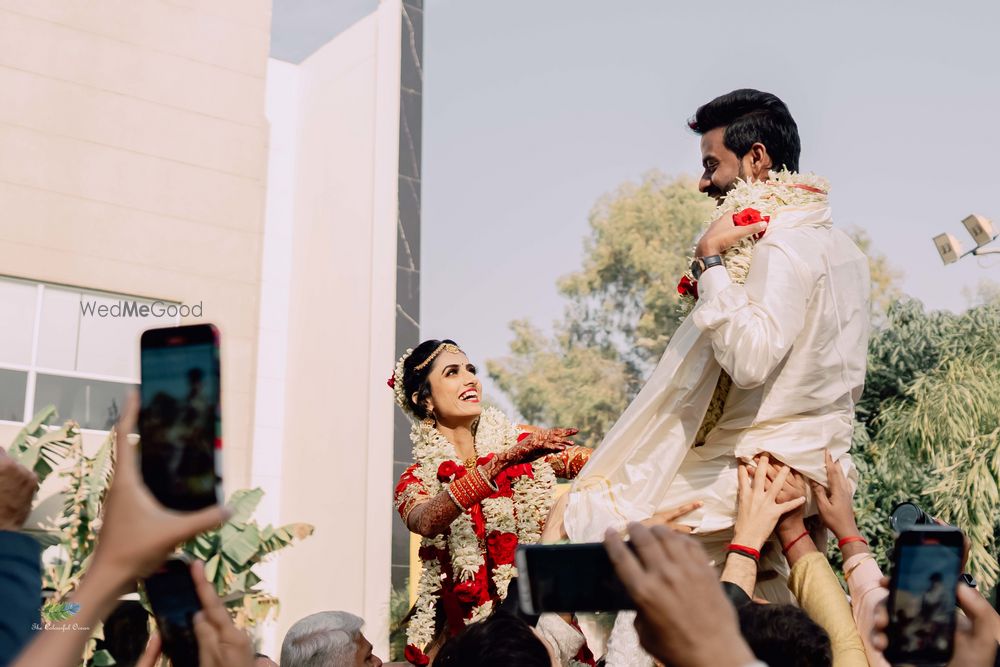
135, 632, 163, 667
604, 527, 644, 586
190, 560, 229, 628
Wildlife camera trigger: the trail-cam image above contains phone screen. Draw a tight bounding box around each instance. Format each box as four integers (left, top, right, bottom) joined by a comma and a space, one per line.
887, 536, 961, 664
145, 559, 201, 667
139, 325, 221, 511
517, 542, 634, 613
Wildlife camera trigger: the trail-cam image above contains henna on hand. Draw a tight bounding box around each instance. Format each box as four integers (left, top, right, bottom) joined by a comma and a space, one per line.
501, 428, 577, 470
545, 445, 592, 479
406, 490, 464, 537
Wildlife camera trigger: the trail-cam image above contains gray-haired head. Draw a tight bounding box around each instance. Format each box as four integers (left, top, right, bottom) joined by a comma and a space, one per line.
280, 611, 367, 667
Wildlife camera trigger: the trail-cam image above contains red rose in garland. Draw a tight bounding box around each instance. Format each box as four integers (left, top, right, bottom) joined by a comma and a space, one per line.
487, 531, 519, 565
404, 645, 430, 666
453, 579, 482, 604
437, 460, 462, 482
732, 207, 770, 241
677, 275, 699, 299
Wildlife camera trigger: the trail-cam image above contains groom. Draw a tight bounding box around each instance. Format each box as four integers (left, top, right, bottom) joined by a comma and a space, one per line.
565, 89, 871, 558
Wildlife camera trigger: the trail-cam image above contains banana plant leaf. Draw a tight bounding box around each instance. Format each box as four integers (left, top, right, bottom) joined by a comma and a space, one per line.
7, 407, 78, 483
221, 523, 260, 568
226, 488, 264, 525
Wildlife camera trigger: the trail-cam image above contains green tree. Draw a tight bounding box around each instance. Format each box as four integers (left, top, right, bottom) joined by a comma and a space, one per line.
853, 300, 1000, 587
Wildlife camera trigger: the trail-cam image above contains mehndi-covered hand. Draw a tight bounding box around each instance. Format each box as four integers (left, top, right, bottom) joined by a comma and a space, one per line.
501, 427, 576, 467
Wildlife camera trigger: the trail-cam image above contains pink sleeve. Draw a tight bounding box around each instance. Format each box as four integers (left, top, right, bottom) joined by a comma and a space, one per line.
843, 553, 890, 667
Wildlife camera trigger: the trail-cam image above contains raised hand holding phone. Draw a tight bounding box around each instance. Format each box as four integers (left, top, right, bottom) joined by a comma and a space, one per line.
10, 393, 229, 667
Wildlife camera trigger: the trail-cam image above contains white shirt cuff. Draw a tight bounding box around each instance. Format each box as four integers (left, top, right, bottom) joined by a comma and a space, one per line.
697, 264, 732, 303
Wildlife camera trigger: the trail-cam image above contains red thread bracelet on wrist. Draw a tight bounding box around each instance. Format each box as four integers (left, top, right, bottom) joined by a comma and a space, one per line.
727, 544, 761, 561
838, 535, 868, 549
782, 530, 810, 554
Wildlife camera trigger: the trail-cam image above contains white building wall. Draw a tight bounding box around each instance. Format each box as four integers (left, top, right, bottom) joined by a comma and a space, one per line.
256, 1, 401, 656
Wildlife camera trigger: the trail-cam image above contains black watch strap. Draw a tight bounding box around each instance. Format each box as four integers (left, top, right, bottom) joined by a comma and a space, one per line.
691, 255, 724, 281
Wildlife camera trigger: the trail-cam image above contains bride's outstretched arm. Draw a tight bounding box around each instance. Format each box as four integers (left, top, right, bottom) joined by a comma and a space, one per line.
396, 431, 575, 538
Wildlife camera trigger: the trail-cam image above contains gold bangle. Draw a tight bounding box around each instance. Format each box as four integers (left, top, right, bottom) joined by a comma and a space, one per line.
844, 553, 875, 582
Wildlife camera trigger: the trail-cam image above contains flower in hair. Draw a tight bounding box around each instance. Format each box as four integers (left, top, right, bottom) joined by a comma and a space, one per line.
391, 348, 413, 413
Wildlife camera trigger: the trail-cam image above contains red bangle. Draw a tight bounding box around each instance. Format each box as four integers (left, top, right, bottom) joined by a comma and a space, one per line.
727, 544, 761, 561
838, 535, 868, 549
782, 530, 810, 554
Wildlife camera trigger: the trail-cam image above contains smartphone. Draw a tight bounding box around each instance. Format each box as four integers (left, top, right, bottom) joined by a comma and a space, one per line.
144, 556, 202, 667
885, 525, 964, 665
139, 324, 222, 511
516, 542, 634, 614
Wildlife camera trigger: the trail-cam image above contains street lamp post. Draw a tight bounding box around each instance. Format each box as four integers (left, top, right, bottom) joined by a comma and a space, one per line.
933, 214, 1000, 265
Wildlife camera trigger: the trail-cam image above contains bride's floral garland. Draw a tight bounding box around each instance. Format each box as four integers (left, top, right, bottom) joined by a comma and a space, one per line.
404, 406, 556, 665
677, 169, 830, 445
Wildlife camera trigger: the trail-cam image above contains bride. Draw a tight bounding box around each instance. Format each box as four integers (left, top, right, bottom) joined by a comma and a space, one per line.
390, 339, 596, 665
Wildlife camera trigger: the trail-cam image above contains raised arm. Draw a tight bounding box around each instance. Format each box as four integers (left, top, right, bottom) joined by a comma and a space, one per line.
809, 449, 889, 666
776, 469, 868, 667
722, 456, 805, 598
692, 241, 810, 389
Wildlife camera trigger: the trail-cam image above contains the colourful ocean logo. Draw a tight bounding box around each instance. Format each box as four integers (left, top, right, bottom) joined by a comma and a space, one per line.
41, 602, 80, 622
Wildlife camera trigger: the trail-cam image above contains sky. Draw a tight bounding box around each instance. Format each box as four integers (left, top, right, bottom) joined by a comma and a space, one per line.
419, 0, 1000, 413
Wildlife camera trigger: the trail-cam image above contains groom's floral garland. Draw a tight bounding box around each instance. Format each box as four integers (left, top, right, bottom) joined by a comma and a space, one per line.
404, 406, 556, 665
677, 169, 830, 445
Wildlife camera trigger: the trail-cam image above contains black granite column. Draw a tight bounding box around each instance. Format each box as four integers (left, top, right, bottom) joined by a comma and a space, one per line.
392, 0, 423, 593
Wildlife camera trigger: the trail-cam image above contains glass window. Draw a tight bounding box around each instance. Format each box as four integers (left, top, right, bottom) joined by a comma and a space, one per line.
36, 287, 82, 372
0, 369, 27, 422
0, 279, 37, 365
0, 278, 176, 429
77, 294, 174, 379
34, 374, 135, 431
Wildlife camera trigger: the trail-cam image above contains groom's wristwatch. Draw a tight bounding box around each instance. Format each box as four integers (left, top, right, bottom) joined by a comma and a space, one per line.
690, 255, 723, 280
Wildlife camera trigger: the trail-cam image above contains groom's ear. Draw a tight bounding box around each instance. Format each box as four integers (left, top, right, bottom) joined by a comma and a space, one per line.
743, 141, 773, 179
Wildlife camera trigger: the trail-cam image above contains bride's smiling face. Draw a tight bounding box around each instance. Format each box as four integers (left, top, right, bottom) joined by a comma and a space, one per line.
424, 350, 483, 424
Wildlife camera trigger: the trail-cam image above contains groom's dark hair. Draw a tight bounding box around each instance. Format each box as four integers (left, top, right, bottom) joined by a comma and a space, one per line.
689, 89, 801, 172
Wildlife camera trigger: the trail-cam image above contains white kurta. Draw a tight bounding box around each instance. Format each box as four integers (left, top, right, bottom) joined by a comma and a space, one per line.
565, 202, 871, 541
